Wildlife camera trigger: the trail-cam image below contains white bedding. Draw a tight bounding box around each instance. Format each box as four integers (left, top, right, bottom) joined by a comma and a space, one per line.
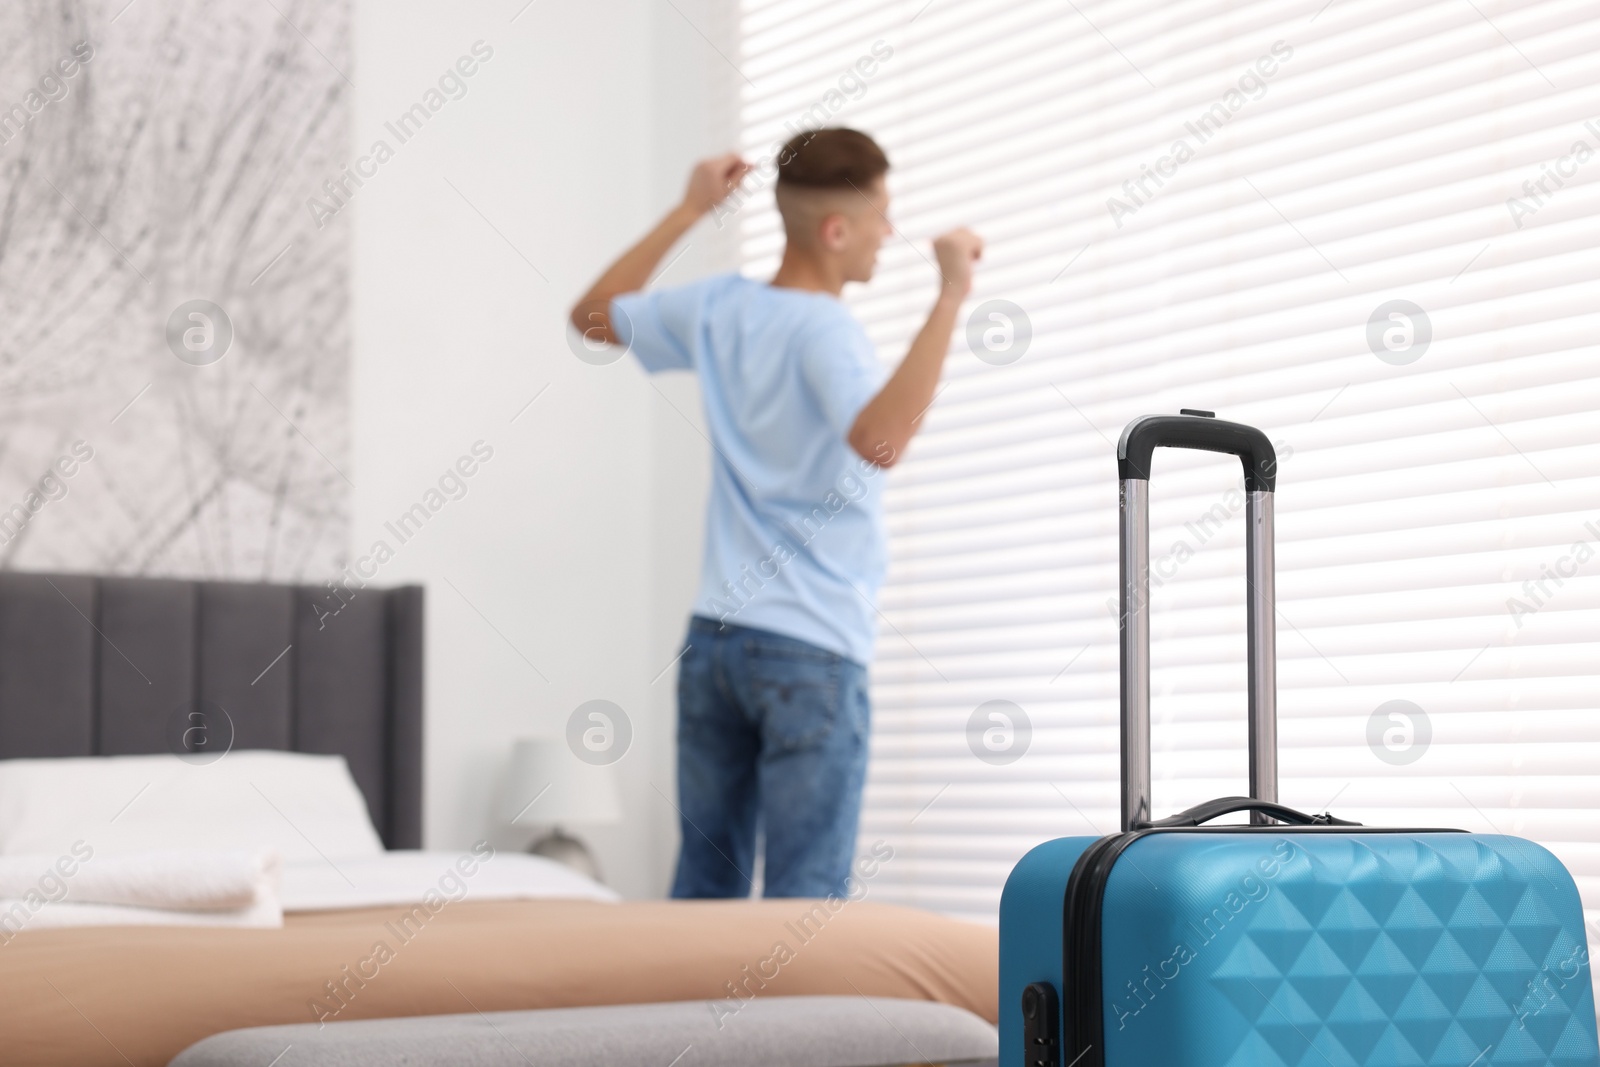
0, 752, 616, 932
281, 848, 619, 911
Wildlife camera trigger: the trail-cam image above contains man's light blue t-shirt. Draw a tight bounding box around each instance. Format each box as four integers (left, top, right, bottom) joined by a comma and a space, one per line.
614, 273, 888, 666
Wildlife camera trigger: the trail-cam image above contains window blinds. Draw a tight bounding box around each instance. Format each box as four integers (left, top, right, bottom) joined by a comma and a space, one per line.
735, 0, 1600, 926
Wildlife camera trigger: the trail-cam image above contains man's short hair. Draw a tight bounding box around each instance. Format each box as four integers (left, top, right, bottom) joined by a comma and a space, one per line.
777, 128, 889, 191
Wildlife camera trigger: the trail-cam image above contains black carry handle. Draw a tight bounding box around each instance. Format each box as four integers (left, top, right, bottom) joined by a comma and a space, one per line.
1117, 411, 1279, 492
1138, 796, 1361, 830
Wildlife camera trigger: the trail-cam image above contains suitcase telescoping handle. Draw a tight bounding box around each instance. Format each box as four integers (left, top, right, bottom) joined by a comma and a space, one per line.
1118, 411, 1279, 831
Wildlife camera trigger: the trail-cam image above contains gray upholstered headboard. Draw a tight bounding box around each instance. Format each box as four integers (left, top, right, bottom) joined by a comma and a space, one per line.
0, 573, 423, 849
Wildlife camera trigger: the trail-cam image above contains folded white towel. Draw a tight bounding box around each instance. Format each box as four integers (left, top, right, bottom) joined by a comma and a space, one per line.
0, 894, 282, 933
0, 849, 279, 912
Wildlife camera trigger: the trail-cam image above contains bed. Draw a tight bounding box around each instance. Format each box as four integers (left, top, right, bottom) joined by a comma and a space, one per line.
0, 573, 997, 1067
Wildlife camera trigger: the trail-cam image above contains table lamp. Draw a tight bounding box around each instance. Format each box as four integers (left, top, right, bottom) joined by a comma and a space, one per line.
501, 737, 623, 883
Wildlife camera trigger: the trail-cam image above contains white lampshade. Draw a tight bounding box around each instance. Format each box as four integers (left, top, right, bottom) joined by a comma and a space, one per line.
501, 737, 623, 827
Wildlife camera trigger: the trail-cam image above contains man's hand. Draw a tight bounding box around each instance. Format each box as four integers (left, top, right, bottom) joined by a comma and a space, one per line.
682, 154, 753, 216
933, 228, 984, 299
570, 153, 752, 343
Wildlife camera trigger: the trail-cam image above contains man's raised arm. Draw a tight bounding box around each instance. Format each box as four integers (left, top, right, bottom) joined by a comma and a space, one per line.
847, 228, 984, 467
569, 154, 752, 345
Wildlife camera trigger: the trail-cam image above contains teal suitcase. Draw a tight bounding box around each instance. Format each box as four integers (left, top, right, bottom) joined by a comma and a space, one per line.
999, 411, 1600, 1067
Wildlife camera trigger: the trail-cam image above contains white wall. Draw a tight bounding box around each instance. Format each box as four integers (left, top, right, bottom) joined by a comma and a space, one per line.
351, 0, 732, 897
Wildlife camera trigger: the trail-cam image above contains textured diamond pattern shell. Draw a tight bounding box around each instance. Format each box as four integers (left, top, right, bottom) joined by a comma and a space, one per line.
1100, 833, 1600, 1067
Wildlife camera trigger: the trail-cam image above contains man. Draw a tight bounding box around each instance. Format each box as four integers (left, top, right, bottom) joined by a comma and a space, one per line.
571, 128, 981, 898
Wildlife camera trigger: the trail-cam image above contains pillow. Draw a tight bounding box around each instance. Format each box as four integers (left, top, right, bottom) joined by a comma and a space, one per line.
0, 751, 386, 864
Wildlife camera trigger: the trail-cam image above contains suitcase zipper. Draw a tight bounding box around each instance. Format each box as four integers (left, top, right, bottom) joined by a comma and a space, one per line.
1062, 831, 1144, 1067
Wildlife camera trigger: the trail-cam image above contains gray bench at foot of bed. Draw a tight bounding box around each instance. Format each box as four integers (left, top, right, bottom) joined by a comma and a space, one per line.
168, 996, 1000, 1067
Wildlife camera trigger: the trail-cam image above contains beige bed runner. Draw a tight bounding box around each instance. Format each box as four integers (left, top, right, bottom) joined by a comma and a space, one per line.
4, 898, 998, 1067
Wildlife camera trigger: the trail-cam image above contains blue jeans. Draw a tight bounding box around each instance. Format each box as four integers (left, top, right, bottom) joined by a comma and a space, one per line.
670, 616, 870, 899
